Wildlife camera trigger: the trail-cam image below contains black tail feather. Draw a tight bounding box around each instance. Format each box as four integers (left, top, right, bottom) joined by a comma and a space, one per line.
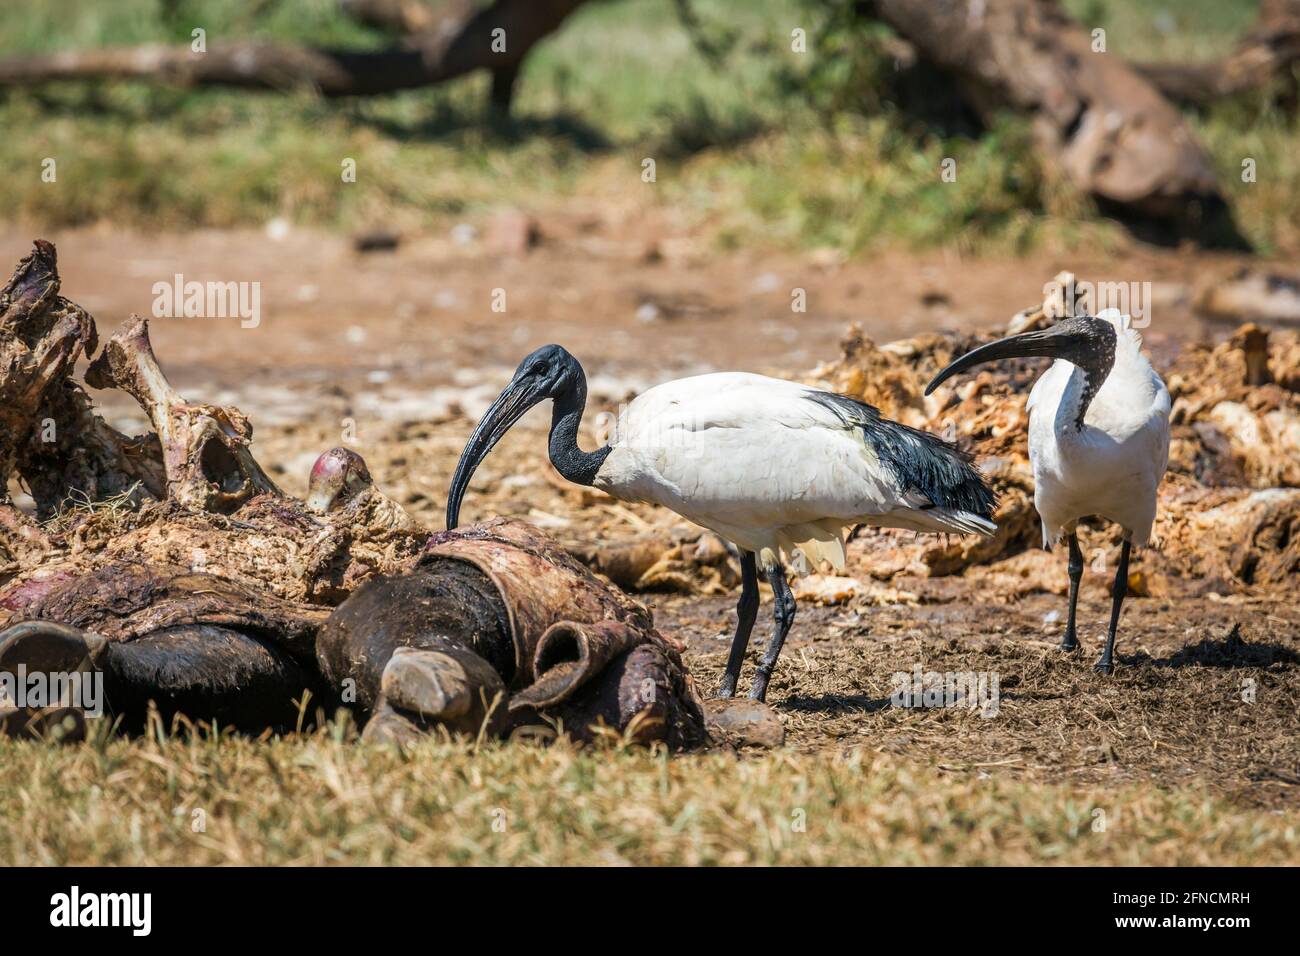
806, 391, 998, 519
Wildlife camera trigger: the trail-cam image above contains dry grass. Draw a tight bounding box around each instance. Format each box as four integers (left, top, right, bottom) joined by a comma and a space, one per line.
2, 588, 1295, 866
670, 591, 1300, 806
1, 727, 1295, 866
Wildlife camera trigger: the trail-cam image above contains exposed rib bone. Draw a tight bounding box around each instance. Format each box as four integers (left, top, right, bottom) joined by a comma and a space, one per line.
85, 315, 281, 513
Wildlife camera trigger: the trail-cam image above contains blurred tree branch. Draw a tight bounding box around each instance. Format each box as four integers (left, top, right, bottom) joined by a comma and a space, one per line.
0, 0, 590, 114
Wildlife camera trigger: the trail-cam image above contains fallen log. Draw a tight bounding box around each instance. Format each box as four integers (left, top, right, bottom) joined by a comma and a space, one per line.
340, 0, 440, 34
860, 0, 1231, 228
0, 0, 589, 114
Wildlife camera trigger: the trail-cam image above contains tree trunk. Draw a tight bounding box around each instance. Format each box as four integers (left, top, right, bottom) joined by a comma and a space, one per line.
0, 0, 589, 113
861, 0, 1225, 220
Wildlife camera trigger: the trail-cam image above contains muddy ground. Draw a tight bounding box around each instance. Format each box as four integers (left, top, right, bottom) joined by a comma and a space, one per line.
3, 222, 1296, 816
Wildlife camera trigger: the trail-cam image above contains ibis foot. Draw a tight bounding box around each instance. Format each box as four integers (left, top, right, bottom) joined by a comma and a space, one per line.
747, 564, 795, 705
1094, 539, 1131, 680
1061, 532, 1083, 655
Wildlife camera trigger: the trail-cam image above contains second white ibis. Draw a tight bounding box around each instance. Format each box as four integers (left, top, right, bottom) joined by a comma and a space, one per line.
446, 345, 998, 702
926, 310, 1171, 673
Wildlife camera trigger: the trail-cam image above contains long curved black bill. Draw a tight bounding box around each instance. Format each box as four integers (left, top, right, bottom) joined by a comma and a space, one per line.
924, 325, 1088, 396
445, 382, 540, 530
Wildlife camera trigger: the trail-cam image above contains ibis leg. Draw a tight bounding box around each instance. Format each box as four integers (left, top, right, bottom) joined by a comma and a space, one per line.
719, 551, 759, 699
1095, 540, 1131, 675
750, 565, 795, 703
1060, 532, 1083, 652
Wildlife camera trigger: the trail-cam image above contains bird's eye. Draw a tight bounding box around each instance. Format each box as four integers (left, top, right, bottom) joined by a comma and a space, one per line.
532, 362, 549, 376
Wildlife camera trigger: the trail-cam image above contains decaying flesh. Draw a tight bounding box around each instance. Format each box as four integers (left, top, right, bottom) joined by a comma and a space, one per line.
0, 241, 163, 529
0, 242, 426, 604
6, 564, 329, 733
0, 241, 716, 746
83, 315, 283, 514
318, 518, 706, 747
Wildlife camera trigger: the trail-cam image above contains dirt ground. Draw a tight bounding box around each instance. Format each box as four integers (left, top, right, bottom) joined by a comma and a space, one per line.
3, 220, 1297, 824
0, 221, 1271, 393
671, 596, 1299, 809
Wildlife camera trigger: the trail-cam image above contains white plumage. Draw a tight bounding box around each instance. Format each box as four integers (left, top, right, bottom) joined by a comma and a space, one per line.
1027, 311, 1171, 548
925, 308, 1171, 673
596, 372, 996, 570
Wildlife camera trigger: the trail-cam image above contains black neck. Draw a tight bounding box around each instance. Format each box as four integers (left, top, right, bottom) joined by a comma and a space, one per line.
548, 369, 611, 486
1065, 322, 1117, 430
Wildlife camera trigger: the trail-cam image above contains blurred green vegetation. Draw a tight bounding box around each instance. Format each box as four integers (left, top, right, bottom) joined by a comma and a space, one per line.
0, 0, 1295, 254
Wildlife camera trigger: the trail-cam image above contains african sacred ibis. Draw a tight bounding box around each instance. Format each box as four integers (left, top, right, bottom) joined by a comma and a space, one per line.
926, 310, 1171, 673
446, 345, 997, 702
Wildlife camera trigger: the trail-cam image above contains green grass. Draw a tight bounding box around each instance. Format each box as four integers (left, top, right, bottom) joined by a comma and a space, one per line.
0, 0, 1296, 254
1066, 0, 1256, 61
2, 724, 1295, 865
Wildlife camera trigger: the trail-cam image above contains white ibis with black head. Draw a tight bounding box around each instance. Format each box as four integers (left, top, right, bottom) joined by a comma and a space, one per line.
925, 310, 1171, 673
446, 345, 998, 702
